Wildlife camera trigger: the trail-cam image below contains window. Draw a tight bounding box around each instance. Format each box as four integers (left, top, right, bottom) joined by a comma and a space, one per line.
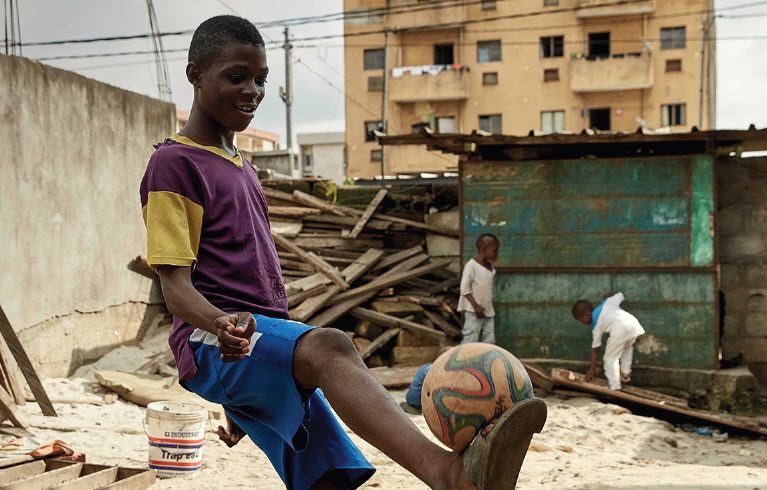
477, 40, 502, 63
365, 121, 382, 142
482, 72, 498, 85
540, 36, 564, 58
371, 149, 382, 161
544, 0, 558, 5
368, 76, 383, 91
479, 114, 502, 135
665, 59, 682, 72
541, 111, 565, 134
436, 116, 456, 134
588, 32, 610, 59
364, 48, 385, 70
543, 68, 559, 82
661, 27, 686, 49
434, 44, 454, 65
589, 108, 611, 130
304, 154, 312, 169
662, 104, 686, 126
481, 0, 496, 9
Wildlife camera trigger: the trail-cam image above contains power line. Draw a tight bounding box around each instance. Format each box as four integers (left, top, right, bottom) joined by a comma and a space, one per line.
17, 0, 494, 48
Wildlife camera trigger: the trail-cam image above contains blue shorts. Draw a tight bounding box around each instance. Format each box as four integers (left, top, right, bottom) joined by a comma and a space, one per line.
182, 315, 375, 490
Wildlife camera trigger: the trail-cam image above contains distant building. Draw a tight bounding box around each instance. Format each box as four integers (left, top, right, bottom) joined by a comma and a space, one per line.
176, 110, 279, 159
343, 0, 717, 178
298, 132, 346, 184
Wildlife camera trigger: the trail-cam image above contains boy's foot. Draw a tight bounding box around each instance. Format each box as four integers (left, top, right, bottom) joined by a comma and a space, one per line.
621, 373, 631, 383
217, 414, 246, 448
463, 398, 547, 490
399, 401, 422, 415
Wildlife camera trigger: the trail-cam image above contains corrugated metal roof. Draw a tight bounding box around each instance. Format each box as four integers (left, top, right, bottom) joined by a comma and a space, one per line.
378, 126, 767, 157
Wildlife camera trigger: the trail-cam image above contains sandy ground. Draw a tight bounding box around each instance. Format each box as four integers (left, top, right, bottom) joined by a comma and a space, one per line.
6, 324, 766, 489
8, 378, 764, 490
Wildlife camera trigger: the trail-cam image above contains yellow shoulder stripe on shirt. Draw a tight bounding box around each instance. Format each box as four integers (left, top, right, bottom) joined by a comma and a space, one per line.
142, 191, 204, 271
170, 133, 243, 168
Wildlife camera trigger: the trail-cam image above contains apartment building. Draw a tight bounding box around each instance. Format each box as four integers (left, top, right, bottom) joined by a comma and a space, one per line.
343, 0, 716, 178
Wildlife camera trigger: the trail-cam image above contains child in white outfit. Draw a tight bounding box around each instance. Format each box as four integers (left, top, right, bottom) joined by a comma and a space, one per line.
572, 292, 645, 390
457, 234, 499, 344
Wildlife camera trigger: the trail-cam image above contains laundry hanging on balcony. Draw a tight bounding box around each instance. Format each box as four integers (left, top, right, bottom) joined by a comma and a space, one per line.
391, 63, 468, 78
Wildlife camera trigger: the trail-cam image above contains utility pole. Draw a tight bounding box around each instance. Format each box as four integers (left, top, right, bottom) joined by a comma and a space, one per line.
698, 12, 707, 128
380, 30, 389, 183
146, 0, 172, 101
280, 27, 294, 152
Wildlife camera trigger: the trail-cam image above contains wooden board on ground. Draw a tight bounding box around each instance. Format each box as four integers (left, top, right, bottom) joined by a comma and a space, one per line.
422, 309, 462, 338
520, 362, 554, 393
359, 328, 401, 360
0, 459, 155, 490
551, 368, 687, 407
292, 190, 348, 216
350, 308, 446, 338
369, 365, 422, 389
0, 305, 56, 417
550, 368, 767, 437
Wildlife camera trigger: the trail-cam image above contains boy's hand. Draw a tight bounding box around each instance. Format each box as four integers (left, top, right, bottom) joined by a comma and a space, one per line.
214, 312, 257, 363
473, 304, 486, 318
585, 368, 595, 382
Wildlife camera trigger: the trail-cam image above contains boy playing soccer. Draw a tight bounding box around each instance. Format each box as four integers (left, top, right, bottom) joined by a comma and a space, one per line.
458, 234, 499, 344
140, 16, 545, 489
572, 292, 645, 390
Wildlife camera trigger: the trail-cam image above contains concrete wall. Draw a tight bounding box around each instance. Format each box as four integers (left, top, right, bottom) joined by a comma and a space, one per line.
0, 54, 175, 376
718, 157, 767, 366
250, 150, 301, 179
306, 143, 347, 184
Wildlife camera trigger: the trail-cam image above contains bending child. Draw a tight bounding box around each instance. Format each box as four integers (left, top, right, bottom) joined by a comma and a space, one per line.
572, 292, 645, 390
458, 234, 499, 344
140, 16, 545, 490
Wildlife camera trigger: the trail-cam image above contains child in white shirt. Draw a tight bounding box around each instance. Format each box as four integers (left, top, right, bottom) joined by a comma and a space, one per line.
457, 234, 499, 344
572, 292, 645, 390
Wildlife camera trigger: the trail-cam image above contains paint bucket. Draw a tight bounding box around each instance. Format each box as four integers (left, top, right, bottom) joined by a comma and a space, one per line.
145, 401, 207, 478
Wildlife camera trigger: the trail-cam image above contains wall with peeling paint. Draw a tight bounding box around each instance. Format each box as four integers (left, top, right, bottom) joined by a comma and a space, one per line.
461, 155, 717, 369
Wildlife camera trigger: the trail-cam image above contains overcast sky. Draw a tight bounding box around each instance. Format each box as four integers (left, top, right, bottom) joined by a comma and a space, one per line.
12, 0, 767, 146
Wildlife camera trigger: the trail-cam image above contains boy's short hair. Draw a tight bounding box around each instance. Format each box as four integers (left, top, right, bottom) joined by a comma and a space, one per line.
189, 15, 265, 67
476, 233, 499, 250
572, 300, 592, 318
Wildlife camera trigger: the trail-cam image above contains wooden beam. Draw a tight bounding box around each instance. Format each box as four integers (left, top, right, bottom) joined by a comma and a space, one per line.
371, 246, 424, 272
307, 254, 430, 328
359, 328, 401, 360
4, 462, 83, 490
346, 189, 388, 239
351, 308, 445, 338
292, 237, 384, 249
287, 284, 328, 308
521, 362, 554, 393
271, 232, 350, 290
0, 305, 56, 416
550, 368, 767, 437
262, 186, 296, 203
290, 249, 385, 322
292, 190, 348, 216
329, 258, 453, 306
0, 383, 28, 428
0, 335, 25, 406
268, 206, 321, 218
422, 309, 462, 338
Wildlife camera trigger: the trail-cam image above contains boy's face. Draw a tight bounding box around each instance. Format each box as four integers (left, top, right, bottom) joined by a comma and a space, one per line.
481, 242, 499, 262
575, 311, 591, 325
191, 43, 269, 132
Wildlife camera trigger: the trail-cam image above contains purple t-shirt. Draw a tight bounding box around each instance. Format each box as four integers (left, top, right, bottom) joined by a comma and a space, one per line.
140, 134, 289, 380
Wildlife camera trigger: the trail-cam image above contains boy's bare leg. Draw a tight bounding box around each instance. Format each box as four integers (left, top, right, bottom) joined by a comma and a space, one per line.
294, 328, 472, 490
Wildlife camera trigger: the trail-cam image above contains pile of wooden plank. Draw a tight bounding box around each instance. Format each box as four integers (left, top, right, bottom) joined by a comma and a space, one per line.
265, 186, 463, 368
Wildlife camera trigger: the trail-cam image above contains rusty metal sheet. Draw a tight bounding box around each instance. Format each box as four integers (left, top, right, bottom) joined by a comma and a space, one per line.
462, 155, 714, 268
494, 271, 717, 369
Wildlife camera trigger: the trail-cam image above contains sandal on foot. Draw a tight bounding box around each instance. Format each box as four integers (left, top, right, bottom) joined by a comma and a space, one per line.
463, 398, 547, 490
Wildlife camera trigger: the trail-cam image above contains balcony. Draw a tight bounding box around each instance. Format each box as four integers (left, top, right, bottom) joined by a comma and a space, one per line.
389, 65, 469, 103
570, 52, 653, 93
574, 0, 655, 17
385, 0, 466, 30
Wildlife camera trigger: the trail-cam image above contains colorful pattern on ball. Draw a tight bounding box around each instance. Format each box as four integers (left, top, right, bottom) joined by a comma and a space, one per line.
431, 346, 534, 448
